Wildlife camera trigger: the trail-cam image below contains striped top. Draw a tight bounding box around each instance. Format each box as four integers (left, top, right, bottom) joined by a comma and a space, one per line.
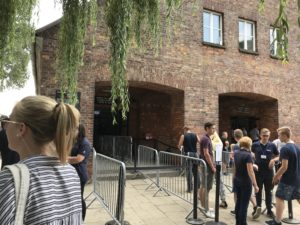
0, 155, 82, 225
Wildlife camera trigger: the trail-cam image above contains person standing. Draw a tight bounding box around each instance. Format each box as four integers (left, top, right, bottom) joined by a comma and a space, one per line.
0, 95, 82, 224
68, 124, 92, 221
199, 122, 216, 217
234, 136, 259, 225
210, 131, 228, 209
0, 116, 20, 169
250, 124, 260, 142
178, 126, 199, 193
221, 131, 230, 175
251, 128, 279, 218
266, 127, 300, 225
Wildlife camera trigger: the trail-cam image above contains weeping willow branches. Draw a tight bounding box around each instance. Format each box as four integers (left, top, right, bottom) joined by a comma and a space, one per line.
259, 0, 300, 62
1, 0, 300, 121
0, 0, 36, 91
55, 0, 98, 104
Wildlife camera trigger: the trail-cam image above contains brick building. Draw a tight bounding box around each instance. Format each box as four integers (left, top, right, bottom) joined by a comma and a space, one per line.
32, 0, 300, 150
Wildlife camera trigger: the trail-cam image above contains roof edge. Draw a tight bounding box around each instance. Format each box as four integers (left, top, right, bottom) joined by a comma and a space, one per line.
35, 18, 62, 34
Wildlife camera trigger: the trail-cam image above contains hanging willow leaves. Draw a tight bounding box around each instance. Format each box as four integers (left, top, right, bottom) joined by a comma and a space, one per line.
0, 0, 36, 91
105, 0, 132, 123
259, 0, 290, 61
55, 0, 98, 104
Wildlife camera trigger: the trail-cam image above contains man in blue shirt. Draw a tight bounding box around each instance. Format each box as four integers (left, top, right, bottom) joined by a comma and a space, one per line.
266, 127, 300, 225
178, 126, 199, 192
252, 128, 279, 219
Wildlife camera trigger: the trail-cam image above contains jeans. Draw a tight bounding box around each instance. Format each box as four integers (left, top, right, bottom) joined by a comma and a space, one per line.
186, 152, 198, 191
255, 172, 273, 211
80, 181, 87, 221
235, 181, 252, 225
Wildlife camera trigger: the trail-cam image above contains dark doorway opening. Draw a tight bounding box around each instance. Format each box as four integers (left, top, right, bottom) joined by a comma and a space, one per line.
230, 116, 258, 137
219, 93, 279, 141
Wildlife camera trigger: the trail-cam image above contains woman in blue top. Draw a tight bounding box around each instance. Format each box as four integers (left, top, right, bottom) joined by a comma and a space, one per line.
234, 136, 259, 225
68, 124, 92, 221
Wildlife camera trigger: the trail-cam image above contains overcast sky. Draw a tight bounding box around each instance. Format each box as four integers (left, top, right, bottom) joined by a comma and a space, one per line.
0, 0, 62, 116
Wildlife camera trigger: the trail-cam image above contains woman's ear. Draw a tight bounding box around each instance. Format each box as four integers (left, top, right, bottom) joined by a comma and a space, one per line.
18, 123, 28, 137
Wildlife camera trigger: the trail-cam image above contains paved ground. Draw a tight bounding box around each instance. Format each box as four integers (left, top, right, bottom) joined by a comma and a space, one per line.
84, 178, 300, 225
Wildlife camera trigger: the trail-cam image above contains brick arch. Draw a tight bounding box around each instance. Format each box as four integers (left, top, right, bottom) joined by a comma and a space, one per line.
217, 79, 280, 101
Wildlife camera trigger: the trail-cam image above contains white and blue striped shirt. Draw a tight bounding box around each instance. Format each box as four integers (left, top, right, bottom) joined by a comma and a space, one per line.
0, 155, 82, 225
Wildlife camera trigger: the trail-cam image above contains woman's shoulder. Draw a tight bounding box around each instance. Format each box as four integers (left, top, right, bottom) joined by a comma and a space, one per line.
0, 168, 14, 187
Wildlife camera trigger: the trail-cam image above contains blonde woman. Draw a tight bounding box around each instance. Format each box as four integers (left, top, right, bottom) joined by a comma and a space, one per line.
0, 96, 82, 225
234, 136, 259, 225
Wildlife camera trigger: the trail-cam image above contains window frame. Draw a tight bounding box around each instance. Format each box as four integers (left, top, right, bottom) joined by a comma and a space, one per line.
270, 26, 278, 56
238, 19, 256, 52
203, 10, 223, 46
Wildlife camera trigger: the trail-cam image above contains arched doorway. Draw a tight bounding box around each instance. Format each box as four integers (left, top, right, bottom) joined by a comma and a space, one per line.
93, 82, 184, 152
219, 93, 279, 141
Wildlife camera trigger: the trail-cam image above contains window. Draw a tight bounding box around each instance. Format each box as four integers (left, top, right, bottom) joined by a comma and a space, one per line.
270, 27, 279, 56
238, 20, 255, 51
203, 10, 223, 45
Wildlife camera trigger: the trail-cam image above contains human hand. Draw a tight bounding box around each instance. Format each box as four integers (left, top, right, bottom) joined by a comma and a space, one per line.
212, 166, 216, 173
254, 185, 259, 193
268, 160, 275, 169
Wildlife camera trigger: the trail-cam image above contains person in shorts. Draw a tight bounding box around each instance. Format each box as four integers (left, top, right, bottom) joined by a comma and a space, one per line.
265, 127, 300, 225
199, 122, 216, 217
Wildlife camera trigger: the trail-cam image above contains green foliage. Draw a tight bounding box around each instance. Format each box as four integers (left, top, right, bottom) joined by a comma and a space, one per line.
106, 0, 185, 123
259, 0, 290, 62
55, 0, 98, 105
273, 0, 289, 62
0, 0, 36, 91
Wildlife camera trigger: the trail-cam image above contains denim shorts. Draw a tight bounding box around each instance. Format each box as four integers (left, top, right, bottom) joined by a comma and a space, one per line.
276, 182, 300, 201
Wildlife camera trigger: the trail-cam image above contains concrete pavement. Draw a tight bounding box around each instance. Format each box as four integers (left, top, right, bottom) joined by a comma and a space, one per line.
84, 178, 300, 225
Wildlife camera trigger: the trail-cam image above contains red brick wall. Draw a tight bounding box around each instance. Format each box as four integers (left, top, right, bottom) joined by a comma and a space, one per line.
36, 0, 300, 145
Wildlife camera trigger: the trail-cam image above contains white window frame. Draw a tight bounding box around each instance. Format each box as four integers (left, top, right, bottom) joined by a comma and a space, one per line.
270, 27, 279, 56
203, 10, 223, 45
238, 19, 256, 51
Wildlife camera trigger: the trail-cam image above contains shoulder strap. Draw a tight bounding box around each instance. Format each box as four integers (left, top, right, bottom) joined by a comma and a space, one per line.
5, 164, 30, 225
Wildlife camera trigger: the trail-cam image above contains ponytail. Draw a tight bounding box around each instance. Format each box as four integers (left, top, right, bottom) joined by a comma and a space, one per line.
53, 103, 80, 163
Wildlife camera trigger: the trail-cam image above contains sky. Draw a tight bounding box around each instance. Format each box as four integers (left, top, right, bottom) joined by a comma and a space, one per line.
0, 0, 62, 116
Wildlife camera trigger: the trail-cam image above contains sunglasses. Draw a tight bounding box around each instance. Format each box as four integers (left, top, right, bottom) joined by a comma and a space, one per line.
262, 135, 270, 137
0, 117, 22, 125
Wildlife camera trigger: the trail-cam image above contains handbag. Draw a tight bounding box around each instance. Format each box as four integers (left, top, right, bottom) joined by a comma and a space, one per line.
5, 164, 30, 225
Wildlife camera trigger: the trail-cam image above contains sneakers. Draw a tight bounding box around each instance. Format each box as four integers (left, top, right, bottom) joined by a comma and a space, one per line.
206, 208, 215, 219
267, 210, 275, 219
252, 206, 261, 219
230, 210, 235, 216
219, 200, 228, 209
265, 219, 282, 225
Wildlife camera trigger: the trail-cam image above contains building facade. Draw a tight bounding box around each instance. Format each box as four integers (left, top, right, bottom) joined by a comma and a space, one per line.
33, 0, 300, 150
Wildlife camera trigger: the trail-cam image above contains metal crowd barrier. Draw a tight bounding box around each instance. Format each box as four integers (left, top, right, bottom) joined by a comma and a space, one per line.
97, 136, 132, 163
158, 151, 208, 213
137, 145, 160, 189
88, 149, 127, 225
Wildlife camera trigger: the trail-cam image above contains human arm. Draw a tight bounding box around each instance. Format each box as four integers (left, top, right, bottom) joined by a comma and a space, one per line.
203, 147, 216, 173
68, 154, 85, 164
269, 156, 280, 169
178, 134, 184, 151
247, 163, 259, 193
268, 144, 280, 169
273, 159, 288, 185
68, 141, 90, 164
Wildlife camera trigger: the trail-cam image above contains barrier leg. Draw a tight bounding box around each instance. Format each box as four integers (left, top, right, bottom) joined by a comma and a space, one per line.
186, 163, 204, 225
206, 163, 226, 225
282, 200, 300, 224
